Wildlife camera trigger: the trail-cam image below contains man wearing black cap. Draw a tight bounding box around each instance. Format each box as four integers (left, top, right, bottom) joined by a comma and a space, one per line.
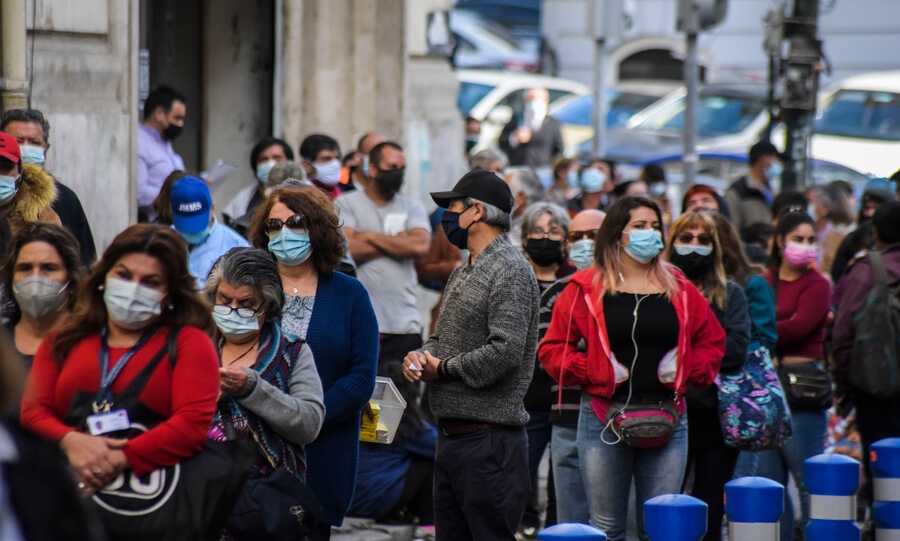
404, 169, 540, 541
724, 140, 783, 230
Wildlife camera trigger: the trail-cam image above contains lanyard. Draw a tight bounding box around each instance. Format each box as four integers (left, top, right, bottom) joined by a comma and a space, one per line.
93, 326, 155, 413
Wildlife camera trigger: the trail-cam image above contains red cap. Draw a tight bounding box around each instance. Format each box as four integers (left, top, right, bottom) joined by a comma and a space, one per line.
0, 132, 21, 163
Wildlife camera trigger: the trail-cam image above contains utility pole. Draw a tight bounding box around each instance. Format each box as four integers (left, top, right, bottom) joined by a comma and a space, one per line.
677, 0, 728, 187
591, 0, 623, 158
779, 0, 822, 191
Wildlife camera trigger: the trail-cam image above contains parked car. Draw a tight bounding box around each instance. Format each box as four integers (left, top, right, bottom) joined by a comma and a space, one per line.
450, 9, 539, 72
577, 84, 771, 163
811, 70, 900, 177
456, 69, 588, 151
550, 80, 681, 154
625, 151, 872, 208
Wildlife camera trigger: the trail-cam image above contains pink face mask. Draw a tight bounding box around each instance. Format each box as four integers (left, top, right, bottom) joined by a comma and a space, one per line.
783, 241, 819, 268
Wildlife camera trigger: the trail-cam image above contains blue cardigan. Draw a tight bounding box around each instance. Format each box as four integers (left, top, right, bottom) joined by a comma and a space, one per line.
302, 271, 379, 526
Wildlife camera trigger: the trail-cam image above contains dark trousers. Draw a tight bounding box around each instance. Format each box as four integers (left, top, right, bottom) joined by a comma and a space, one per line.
385, 455, 435, 524
687, 446, 739, 541
856, 395, 900, 503
434, 425, 530, 541
523, 410, 552, 530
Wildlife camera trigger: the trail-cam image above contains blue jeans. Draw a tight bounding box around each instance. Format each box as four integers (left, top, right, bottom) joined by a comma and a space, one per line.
755, 408, 826, 541
551, 424, 590, 524
577, 394, 688, 541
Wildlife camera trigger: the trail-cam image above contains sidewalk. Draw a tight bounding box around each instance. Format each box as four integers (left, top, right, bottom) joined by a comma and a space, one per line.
331, 517, 433, 541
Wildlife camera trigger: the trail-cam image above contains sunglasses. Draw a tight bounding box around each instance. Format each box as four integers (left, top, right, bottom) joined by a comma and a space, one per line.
213, 304, 259, 318
567, 229, 599, 243
264, 214, 306, 237
676, 232, 712, 246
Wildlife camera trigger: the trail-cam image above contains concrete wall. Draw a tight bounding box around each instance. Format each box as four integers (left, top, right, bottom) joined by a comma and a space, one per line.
29, 0, 138, 253
405, 0, 465, 207
542, 0, 900, 88
279, 0, 407, 153
203, 0, 275, 213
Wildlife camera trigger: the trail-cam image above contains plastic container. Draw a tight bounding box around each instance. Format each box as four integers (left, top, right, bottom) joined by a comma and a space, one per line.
359, 376, 407, 444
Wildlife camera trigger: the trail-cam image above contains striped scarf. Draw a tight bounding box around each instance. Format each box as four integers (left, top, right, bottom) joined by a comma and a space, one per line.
217, 321, 306, 478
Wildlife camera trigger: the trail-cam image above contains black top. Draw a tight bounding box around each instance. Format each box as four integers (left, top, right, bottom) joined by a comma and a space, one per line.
51, 180, 96, 266
498, 115, 564, 168
524, 278, 565, 412
604, 292, 679, 403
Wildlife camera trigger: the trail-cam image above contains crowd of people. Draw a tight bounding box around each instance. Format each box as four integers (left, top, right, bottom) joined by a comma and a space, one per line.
0, 83, 898, 541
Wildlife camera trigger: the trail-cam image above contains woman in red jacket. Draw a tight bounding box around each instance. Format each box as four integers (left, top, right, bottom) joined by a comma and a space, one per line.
539, 196, 725, 541
21, 224, 220, 498
757, 209, 832, 541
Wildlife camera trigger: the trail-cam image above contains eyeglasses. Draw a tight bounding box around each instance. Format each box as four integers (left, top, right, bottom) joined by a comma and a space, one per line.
675, 232, 713, 246
567, 229, 599, 243
213, 304, 259, 318
264, 214, 306, 237
527, 228, 565, 241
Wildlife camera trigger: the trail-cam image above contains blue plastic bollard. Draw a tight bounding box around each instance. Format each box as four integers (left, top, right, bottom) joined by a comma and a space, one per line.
537, 523, 607, 540
644, 494, 707, 541
871, 438, 900, 540
805, 453, 861, 541
724, 476, 784, 540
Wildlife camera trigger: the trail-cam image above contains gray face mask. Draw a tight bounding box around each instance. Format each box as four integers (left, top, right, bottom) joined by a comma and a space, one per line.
12, 275, 69, 320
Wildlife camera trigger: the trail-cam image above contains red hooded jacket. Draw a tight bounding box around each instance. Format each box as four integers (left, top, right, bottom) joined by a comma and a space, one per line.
539, 269, 725, 399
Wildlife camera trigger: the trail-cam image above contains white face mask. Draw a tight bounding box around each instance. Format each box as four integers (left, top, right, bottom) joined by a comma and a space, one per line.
12, 275, 68, 320
314, 159, 341, 187
103, 277, 166, 330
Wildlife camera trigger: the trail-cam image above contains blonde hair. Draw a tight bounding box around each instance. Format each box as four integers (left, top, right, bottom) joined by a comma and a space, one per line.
667, 211, 727, 309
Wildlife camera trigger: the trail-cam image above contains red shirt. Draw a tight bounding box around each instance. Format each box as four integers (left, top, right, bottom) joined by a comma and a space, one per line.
21, 326, 219, 476
539, 269, 725, 398
766, 267, 832, 359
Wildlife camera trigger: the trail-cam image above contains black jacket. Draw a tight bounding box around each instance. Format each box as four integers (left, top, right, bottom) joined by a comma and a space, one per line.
499, 115, 564, 168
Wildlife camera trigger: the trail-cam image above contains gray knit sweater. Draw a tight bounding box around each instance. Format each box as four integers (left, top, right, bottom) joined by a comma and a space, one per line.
424, 232, 539, 426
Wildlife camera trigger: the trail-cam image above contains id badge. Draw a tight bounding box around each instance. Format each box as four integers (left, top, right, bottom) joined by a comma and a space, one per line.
86, 409, 130, 436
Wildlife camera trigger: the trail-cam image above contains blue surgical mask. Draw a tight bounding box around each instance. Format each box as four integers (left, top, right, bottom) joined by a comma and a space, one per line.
622, 228, 663, 263
20, 145, 45, 165
268, 228, 312, 266
212, 310, 260, 341
103, 277, 165, 330
0, 175, 18, 206
569, 239, 595, 270
441, 207, 473, 250
580, 168, 606, 194
673, 243, 713, 256
566, 169, 579, 188
180, 226, 211, 246
256, 160, 277, 184
766, 162, 783, 182
314, 159, 341, 187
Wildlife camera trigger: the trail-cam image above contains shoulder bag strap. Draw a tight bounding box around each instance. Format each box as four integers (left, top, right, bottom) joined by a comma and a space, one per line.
117, 326, 182, 403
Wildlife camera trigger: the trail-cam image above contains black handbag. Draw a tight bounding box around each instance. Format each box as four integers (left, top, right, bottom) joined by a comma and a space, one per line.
777, 361, 833, 411
65, 327, 257, 541
219, 402, 322, 540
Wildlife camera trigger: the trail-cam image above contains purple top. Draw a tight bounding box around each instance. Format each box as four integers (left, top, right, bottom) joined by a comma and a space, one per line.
137, 123, 184, 207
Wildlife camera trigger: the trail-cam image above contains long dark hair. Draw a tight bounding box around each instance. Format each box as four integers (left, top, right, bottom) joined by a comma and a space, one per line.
709, 212, 765, 286
1, 223, 86, 324
593, 196, 679, 296
51, 224, 214, 362
769, 210, 817, 272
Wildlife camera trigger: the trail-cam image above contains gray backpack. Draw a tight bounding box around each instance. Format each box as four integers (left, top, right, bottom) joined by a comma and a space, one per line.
848, 251, 900, 399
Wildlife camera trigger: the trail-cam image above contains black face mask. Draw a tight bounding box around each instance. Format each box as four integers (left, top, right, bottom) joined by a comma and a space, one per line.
162, 123, 183, 141
375, 168, 404, 197
524, 238, 563, 268
670, 251, 714, 281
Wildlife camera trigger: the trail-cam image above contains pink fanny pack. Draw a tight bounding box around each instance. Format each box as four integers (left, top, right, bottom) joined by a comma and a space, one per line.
591, 396, 684, 448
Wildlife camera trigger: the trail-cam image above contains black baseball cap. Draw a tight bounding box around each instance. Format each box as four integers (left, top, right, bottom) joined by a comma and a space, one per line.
431, 169, 514, 213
